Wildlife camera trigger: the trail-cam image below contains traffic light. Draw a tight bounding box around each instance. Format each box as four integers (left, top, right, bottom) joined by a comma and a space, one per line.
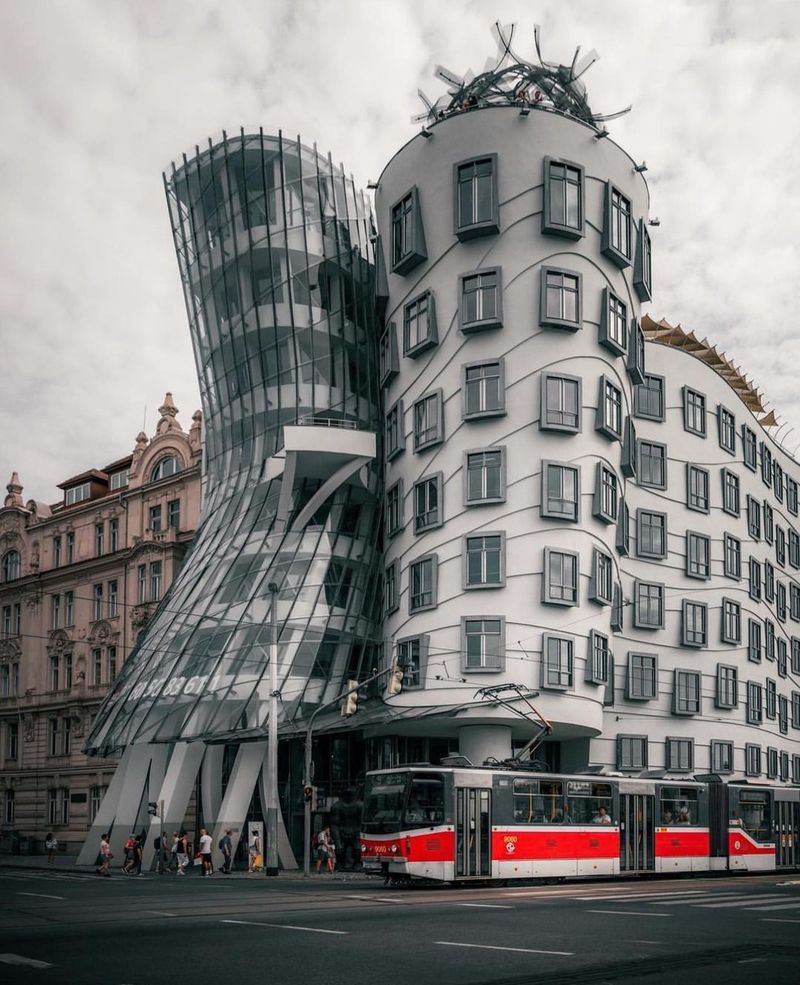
387, 661, 404, 696
341, 679, 359, 717
147, 801, 158, 817
303, 785, 318, 812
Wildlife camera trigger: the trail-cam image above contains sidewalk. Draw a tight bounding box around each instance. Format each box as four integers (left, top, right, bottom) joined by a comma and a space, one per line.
0, 852, 376, 882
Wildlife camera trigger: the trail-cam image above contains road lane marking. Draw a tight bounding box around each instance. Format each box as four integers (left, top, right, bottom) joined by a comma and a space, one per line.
695, 896, 790, 908
652, 893, 756, 905
586, 910, 671, 918
146, 910, 177, 916
16, 892, 66, 901
435, 941, 573, 956
745, 901, 800, 911
573, 891, 707, 901
761, 918, 800, 924
459, 903, 513, 909
0, 954, 54, 968
222, 919, 347, 935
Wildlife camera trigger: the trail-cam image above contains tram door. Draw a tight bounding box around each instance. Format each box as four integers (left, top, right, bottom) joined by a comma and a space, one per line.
620, 792, 655, 872
455, 787, 492, 878
775, 797, 800, 868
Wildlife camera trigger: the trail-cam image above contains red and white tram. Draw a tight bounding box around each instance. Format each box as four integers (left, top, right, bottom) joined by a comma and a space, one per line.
360, 766, 800, 883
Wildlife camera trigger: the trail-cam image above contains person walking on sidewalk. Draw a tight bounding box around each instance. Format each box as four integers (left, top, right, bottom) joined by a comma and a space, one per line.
219, 830, 233, 874
248, 833, 261, 873
175, 831, 189, 875
315, 825, 336, 874
96, 833, 112, 877
198, 827, 213, 877
45, 833, 58, 864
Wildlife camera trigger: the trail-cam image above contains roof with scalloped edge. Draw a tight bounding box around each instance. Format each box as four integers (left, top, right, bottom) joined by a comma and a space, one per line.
641, 314, 767, 419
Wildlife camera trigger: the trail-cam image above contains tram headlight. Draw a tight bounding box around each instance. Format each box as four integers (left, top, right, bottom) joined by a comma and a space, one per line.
360, 844, 367, 854
390, 844, 398, 853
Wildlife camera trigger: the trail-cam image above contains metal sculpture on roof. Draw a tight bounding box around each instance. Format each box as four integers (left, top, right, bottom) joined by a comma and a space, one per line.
414, 22, 631, 130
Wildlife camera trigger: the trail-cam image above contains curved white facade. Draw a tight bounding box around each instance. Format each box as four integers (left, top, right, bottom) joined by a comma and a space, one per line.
375, 104, 800, 784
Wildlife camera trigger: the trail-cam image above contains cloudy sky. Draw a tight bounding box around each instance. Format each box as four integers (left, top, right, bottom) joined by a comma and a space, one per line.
1, 0, 798, 500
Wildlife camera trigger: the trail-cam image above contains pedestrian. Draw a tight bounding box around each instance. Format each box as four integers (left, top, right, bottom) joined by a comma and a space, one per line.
169, 831, 179, 873
133, 833, 144, 875
198, 827, 213, 877
248, 833, 261, 873
219, 829, 233, 874
176, 831, 189, 875
96, 833, 112, 877
315, 825, 335, 874
122, 833, 137, 874
45, 833, 58, 864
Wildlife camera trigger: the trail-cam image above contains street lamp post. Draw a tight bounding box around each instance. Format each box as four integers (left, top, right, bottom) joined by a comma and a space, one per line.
264, 582, 280, 877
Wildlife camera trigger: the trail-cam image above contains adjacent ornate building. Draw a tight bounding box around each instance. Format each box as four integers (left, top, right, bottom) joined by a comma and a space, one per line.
0, 395, 201, 852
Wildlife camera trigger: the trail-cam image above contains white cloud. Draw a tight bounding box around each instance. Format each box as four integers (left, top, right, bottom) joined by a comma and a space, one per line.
1, 0, 798, 495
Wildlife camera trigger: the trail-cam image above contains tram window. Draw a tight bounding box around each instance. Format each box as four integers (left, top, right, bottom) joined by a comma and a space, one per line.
566, 780, 613, 824
362, 772, 409, 833
659, 787, 699, 825
403, 774, 445, 828
738, 791, 771, 842
513, 779, 563, 823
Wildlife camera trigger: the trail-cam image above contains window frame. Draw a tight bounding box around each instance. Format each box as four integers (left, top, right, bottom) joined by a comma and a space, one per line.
593, 463, 619, 524
673, 668, 702, 716
634, 373, 665, 422
541, 632, 575, 690
385, 478, 405, 538
463, 531, 506, 590
742, 425, 757, 471
542, 548, 580, 607
408, 553, 438, 614
402, 290, 437, 358
390, 185, 427, 275
385, 398, 405, 461
637, 439, 667, 489
461, 616, 506, 673
454, 155, 499, 241
462, 358, 505, 420
715, 663, 738, 710
464, 446, 506, 506
596, 376, 623, 441
717, 405, 736, 455
636, 508, 667, 561
459, 267, 503, 333
601, 181, 633, 268
627, 652, 658, 701
617, 734, 648, 771
686, 464, 709, 514
598, 287, 627, 356
379, 321, 399, 387
682, 599, 708, 647
541, 461, 580, 523
413, 473, 442, 534
665, 737, 694, 773
683, 387, 707, 437
539, 266, 582, 331
686, 530, 711, 580
633, 218, 652, 301
412, 389, 444, 453
540, 372, 582, 434
721, 598, 741, 644
633, 580, 665, 630
542, 156, 584, 239
711, 739, 734, 775
721, 469, 740, 517
586, 631, 610, 685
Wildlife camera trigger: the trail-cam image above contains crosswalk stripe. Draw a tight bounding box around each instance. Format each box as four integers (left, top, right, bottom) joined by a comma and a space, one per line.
573, 890, 707, 901
695, 896, 790, 909
652, 893, 758, 906
0, 954, 54, 969
744, 901, 800, 911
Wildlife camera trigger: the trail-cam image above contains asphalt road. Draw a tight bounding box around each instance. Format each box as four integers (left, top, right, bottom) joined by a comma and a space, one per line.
1, 868, 800, 985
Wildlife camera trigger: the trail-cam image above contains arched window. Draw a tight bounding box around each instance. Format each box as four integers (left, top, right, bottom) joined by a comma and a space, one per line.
2, 551, 21, 582
150, 456, 180, 482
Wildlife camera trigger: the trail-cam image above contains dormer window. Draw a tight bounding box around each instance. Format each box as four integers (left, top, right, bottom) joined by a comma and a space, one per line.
65, 483, 91, 506
150, 456, 179, 482
109, 470, 129, 491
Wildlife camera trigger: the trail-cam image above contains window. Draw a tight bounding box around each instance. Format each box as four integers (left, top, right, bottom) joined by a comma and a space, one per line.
137, 564, 146, 602
790, 529, 800, 569
92, 583, 103, 621
602, 182, 633, 267
409, 555, 437, 613
777, 581, 788, 623
108, 517, 118, 553
53, 535, 61, 568
774, 462, 785, 502
778, 636, 788, 675
633, 219, 652, 301
745, 744, 761, 777
462, 617, 504, 671
764, 503, 774, 545
51, 593, 60, 630
396, 635, 429, 690
465, 448, 505, 504
463, 360, 504, 418
107, 580, 118, 618
49, 654, 59, 691
617, 735, 648, 771
749, 558, 762, 600
90, 785, 107, 822
379, 322, 399, 387
599, 288, 627, 355
794, 638, 800, 673
413, 474, 441, 533
711, 740, 734, 774
3, 789, 14, 825
716, 664, 738, 709
66, 532, 74, 564
167, 500, 181, 530
110, 469, 128, 490
108, 647, 117, 681
403, 291, 437, 357
93, 522, 104, 555
390, 186, 426, 274
543, 549, 579, 605
151, 456, 179, 481
779, 694, 789, 734
637, 510, 667, 560
682, 600, 707, 647
464, 533, 504, 589
742, 426, 757, 470
718, 406, 736, 454
149, 505, 162, 532
634, 581, 664, 629
767, 747, 779, 780
596, 377, 623, 440
150, 561, 162, 601
593, 464, 618, 524
674, 670, 701, 715
747, 681, 763, 724
542, 634, 574, 690
590, 549, 613, 605
386, 400, 404, 460
621, 418, 637, 478
793, 691, 800, 729
460, 269, 502, 332
637, 441, 667, 489
766, 619, 776, 661
627, 320, 646, 385
788, 477, 798, 515
384, 560, 399, 615
611, 583, 624, 633
793, 587, 800, 622
683, 388, 706, 436
541, 373, 581, 433
6, 722, 18, 761
542, 157, 583, 238
540, 267, 581, 329
686, 465, 709, 513
723, 534, 741, 579
586, 631, 609, 684
1, 551, 21, 582
686, 532, 710, 579
92, 648, 102, 686
776, 526, 786, 568
386, 479, 404, 537
47, 788, 69, 826
541, 462, 580, 522
65, 482, 90, 505
627, 652, 658, 700
665, 738, 694, 773
455, 156, 498, 239
760, 442, 773, 487
721, 598, 741, 644
413, 390, 443, 451
616, 498, 630, 557
747, 496, 761, 540
722, 470, 740, 516
1, 607, 10, 639
765, 560, 775, 601
634, 373, 664, 422
63, 591, 73, 627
